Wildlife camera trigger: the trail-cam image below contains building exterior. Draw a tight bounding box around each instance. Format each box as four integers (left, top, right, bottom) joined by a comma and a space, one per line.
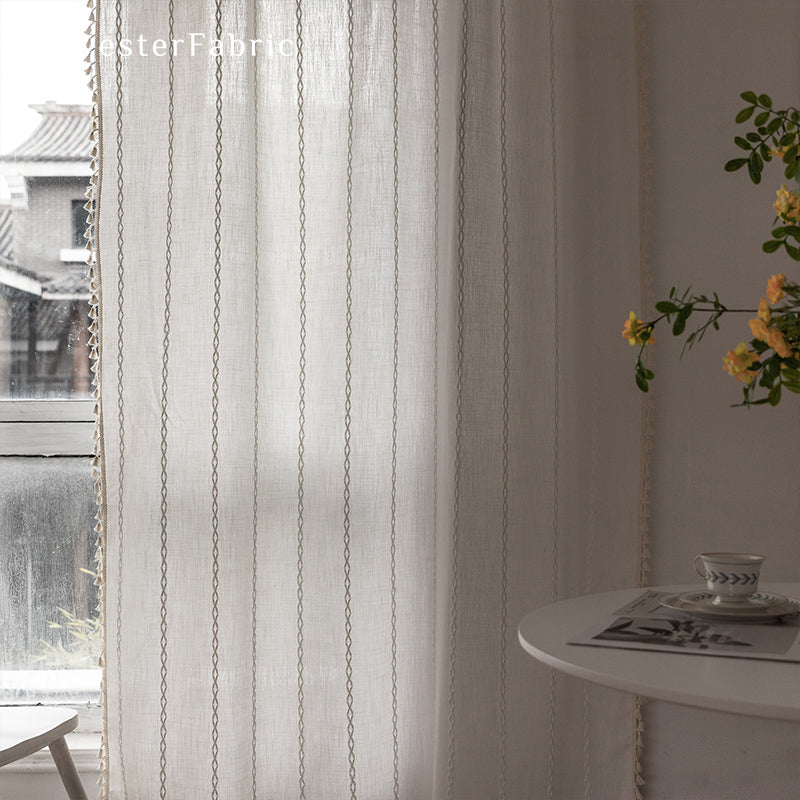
0, 102, 92, 397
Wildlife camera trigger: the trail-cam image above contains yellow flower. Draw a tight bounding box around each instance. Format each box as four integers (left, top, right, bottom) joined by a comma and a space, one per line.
622, 311, 654, 347
766, 327, 793, 358
757, 298, 771, 323
748, 316, 770, 342
770, 141, 798, 161
749, 309, 793, 358
723, 342, 760, 384
766, 273, 786, 304
774, 185, 800, 223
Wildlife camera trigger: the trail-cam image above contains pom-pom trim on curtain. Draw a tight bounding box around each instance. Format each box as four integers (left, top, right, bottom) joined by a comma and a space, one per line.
87, 1, 647, 798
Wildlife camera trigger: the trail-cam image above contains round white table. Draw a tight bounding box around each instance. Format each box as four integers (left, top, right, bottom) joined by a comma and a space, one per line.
517, 583, 800, 721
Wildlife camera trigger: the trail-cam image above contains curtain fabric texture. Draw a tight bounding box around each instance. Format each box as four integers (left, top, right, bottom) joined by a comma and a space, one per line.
93, 1, 645, 798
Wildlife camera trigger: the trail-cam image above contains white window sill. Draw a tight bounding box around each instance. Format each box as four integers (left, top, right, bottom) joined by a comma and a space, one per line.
0, 400, 95, 456
59, 248, 89, 263
0, 669, 101, 704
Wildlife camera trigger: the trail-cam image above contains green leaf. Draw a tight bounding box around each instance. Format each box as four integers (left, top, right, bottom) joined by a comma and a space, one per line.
746, 132, 762, 143
654, 301, 678, 314
735, 106, 755, 123
740, 90, 758, 104
748, 157, 762, 184
734, 136, 751, 150
786, 244, 800, 261
635, 359, 655, 383
768, 383, 782, 406
782, 371, 800, 385
672, 316, 686, 336
766, 358, 781, 379
758, 94, 773, 108
754, 111, 770, 127
766, 117, 783, 135
779, 132, 796, 147
724, 158, 748, 172
635, 373, 649, 393
763, 239, 783, 253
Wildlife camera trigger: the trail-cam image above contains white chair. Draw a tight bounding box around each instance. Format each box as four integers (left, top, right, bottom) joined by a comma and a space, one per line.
0, 706, 88, 799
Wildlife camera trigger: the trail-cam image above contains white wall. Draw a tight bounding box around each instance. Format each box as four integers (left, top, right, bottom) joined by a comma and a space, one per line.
638, 1, 800, 796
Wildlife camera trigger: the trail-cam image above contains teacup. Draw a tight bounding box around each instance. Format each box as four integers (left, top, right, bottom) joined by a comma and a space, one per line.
693, 552, 764, 605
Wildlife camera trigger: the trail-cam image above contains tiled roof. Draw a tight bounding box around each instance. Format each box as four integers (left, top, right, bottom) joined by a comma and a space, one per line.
0, 103, 91, 162
0, 258, 90, 300
9, 294, 88, 342
0, 206, 12, 259
42, 269, 91, 299
0, 254, 40, 286
2, 262, 90, 341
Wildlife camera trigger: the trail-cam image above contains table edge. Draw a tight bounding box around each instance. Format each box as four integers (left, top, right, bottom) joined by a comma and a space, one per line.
517, 583, 800, 721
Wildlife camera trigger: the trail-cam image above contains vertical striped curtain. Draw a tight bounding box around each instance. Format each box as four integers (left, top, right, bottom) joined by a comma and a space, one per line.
91, 1, 646, 798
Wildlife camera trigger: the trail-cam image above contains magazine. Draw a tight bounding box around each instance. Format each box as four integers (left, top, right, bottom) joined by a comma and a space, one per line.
569, 590, 800, 663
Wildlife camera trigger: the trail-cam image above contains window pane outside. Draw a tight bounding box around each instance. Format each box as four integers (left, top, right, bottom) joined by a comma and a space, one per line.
0, 457, 98, 670
72, 198, 89, 249
1, 166, 92, 400
0, 1, 98, 696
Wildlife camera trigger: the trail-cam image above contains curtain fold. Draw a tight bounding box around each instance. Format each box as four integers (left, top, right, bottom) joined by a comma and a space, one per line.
93, 1, 645, 798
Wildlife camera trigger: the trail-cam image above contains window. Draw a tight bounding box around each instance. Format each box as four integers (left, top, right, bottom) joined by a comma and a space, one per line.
72, 197, 90, 248
0, 0, 100, 735
3, 295, 92, 399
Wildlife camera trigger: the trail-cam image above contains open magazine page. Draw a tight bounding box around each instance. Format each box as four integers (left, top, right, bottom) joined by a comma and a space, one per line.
570, 590, 800, 663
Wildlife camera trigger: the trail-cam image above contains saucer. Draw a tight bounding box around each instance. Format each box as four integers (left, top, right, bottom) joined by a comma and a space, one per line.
660, 591, 800, 622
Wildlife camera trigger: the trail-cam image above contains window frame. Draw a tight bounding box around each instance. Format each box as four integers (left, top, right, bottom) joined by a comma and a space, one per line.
0, 398, 95, 456
71, 198, 87, 248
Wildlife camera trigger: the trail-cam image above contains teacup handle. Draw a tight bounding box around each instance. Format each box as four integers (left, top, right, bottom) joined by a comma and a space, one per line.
693, 555, 706, 579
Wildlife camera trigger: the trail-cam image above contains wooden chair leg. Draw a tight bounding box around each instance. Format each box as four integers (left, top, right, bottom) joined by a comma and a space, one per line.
48, 736, 89, 800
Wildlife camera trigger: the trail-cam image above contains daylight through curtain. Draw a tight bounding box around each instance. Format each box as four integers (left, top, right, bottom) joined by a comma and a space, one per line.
90, 1, 645, 798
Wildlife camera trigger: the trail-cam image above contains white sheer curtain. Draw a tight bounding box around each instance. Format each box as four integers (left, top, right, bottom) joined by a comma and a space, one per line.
91, 1, 646, 798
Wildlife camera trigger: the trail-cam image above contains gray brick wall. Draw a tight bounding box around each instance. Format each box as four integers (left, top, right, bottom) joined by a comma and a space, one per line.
13, 177, 90, 278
